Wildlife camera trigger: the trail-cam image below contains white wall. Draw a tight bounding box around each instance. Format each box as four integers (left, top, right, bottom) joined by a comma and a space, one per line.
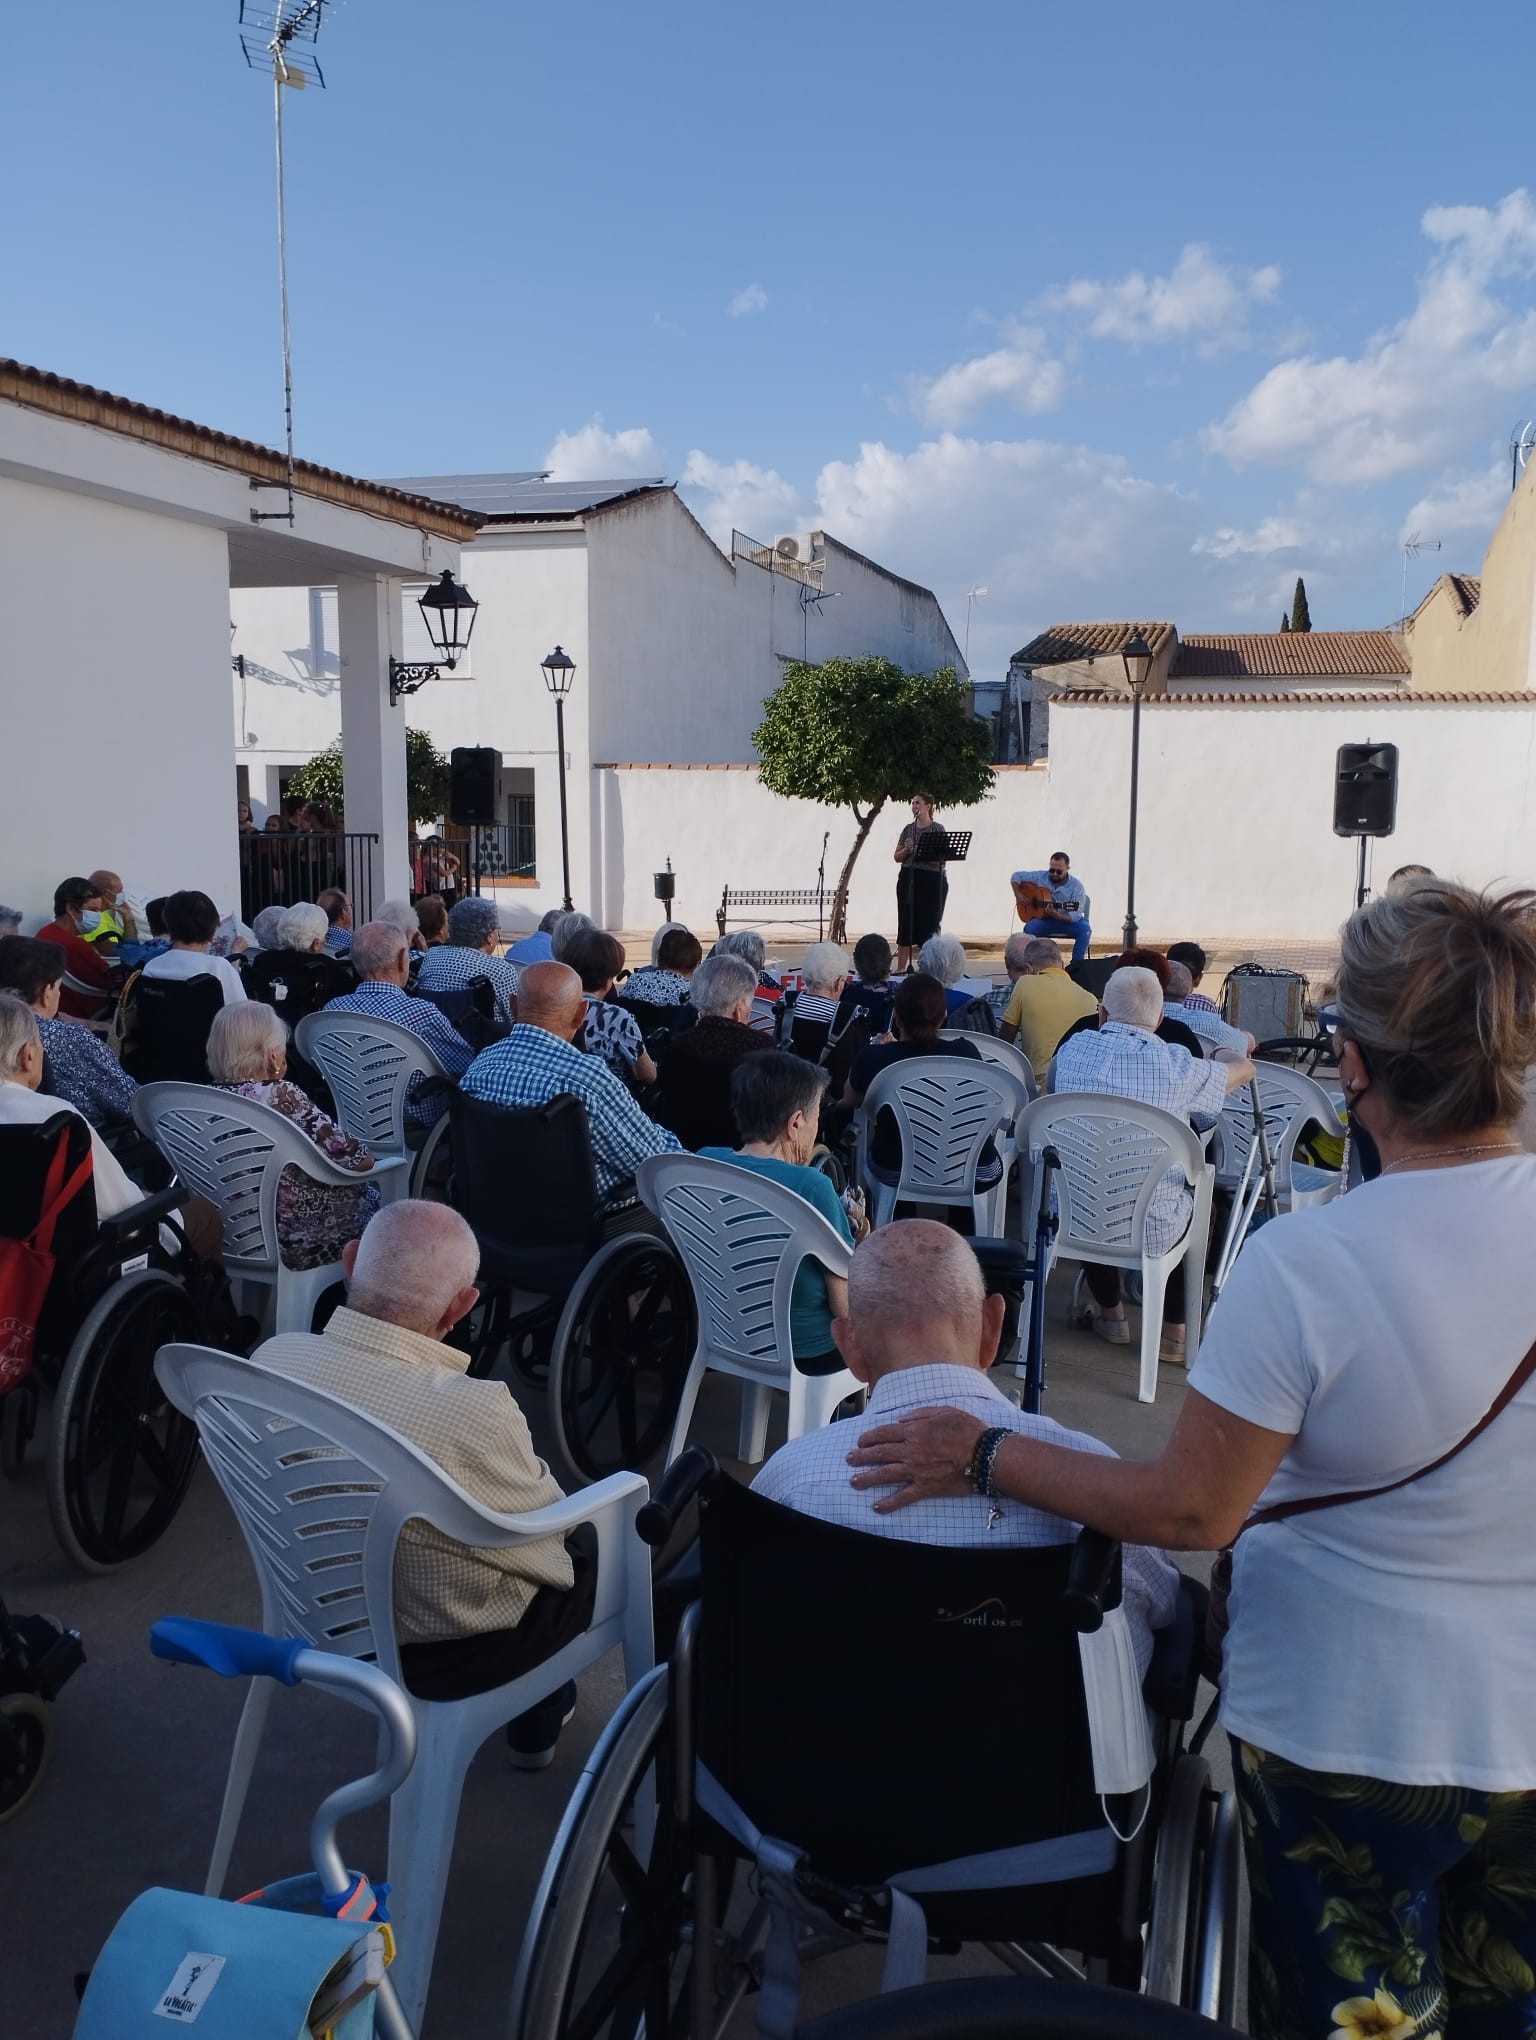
2, 473, 237, 925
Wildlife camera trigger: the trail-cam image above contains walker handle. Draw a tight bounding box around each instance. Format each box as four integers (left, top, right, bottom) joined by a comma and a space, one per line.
150, 1617, 305, 1685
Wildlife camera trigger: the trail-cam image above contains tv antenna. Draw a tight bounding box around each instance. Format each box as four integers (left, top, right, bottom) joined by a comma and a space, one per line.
1511, 420, 1536, 492
799, 582, 839, 661
237, 2, 338, 525
964, 583, 987, 665
1400, 532, 1440, 621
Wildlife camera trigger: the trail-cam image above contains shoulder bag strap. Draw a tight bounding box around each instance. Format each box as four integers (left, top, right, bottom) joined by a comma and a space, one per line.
1243, 1329, 1536, 1536
28, 1125, 96, 1259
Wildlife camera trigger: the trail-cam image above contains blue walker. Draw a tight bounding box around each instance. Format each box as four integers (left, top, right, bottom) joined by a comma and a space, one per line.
75, 1618, 418, 2040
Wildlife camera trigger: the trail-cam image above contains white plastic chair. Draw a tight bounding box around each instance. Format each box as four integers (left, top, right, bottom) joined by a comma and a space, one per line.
854, 1058, 1030, 1235
295, 1011, 451, 1201
1016, 1092, 1215, 1404
637, 1153, 860, 1466
940, 1029, 1039, 1096
132, 1082, 407, 1335
1209, 1063, 1343, 1290
153, 1342, 652, 2035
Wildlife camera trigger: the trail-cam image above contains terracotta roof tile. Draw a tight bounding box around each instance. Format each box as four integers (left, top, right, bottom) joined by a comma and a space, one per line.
0, 357, 483, 537
1011, 621, 1175, 666
1171, 631, 1407, 679
1050, 689, 1530, 706
1449, 574, 1482, 614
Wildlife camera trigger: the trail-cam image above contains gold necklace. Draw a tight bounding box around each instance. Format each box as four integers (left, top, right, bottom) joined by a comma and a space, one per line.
1379, 1141, 1521, 1176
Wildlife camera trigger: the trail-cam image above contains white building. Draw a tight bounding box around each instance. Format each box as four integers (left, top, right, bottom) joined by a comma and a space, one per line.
230, 475, 967, 923
1, 357, 477, 925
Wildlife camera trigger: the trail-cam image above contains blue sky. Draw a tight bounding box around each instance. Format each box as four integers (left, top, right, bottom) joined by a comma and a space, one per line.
11, 0, 1536, 676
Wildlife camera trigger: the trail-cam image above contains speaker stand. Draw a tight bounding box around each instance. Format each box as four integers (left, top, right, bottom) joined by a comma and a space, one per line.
1354, 835, 1370, 912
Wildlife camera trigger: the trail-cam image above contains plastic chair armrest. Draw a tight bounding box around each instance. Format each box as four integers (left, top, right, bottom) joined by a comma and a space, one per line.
441, 1469, 650, 1545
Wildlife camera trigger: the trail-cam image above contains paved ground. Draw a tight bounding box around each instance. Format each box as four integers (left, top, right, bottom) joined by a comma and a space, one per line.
2, 1268, 1230, 2037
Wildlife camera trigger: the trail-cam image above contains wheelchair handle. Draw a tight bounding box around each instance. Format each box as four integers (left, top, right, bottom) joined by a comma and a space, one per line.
1061, 1530, 1123, 1634
637, 1445, 718, 1547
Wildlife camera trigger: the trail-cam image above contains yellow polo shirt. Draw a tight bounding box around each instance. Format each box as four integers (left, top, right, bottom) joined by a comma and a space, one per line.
1001, 968, 1099, 1078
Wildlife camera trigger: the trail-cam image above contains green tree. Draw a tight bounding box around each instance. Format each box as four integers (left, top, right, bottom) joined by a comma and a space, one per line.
753, 656, 995, 942
1291, 576, 1312, 633
286, 727, 452, 828
1280, 613, 1291, 632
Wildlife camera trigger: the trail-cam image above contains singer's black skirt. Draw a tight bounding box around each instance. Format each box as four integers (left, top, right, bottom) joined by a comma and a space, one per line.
897, 867, 947, 948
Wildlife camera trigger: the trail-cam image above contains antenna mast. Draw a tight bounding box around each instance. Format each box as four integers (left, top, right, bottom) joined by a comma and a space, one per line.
1399, 532, 1440, 622
238, 1, 333, 526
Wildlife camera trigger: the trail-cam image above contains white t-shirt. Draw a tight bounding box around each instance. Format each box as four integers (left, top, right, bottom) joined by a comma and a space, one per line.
0, 1080, 141, 1219
142, 948, 246, 1006
1189, 1155, 1536, 1788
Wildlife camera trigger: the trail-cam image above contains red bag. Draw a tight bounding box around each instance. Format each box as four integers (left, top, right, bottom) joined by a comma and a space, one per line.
0, 1126, 94, 1394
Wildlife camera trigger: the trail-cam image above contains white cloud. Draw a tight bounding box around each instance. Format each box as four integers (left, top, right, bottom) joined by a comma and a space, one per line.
1043, 243, 1282, 355
1205, 189, 1536, 485
1192, 516, 1305, 560
1398, 463, 1508, 553
727, 282, 769, 318
679, 451, 808, 541
543, 416, 666, 481
909, 327, 1067, 428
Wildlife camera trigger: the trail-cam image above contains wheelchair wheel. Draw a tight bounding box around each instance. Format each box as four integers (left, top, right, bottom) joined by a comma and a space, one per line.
1, 1383, 37, 1478
547, 1235, 695, 1487
509, 1664, 689, 2040
408, 1113, 452, 1201
46, 1270, 204, 1574
1143, 1754, 1241, 2023
0, 1692, 51, 1824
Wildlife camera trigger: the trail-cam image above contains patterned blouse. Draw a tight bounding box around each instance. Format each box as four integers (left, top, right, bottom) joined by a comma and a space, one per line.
619, 967, 691, 1007
582, 997, 646, 1077
218, 1078, 380, 1271
38, 1013, 138, 1130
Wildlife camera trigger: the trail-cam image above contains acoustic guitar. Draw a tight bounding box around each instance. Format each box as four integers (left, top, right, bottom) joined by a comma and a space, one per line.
1011, 878, 1055, 924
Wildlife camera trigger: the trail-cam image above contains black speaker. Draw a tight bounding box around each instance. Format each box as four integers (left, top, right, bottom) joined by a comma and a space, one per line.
450, 746, 499, 825
1333, 742, 1398, 837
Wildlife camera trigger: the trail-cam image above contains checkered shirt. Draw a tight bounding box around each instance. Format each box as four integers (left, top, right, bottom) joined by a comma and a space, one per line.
252, 1306, 573, 1643
1182, 991, 1219, 1014
462, 1023, 681, 1205
752, 1361, 1178, 1675
414, 942, 521, 1023
1163, 999, 1248, 1056
1052, 1021, 1227, 1255
322, 980, 473, 1126
325, 927, 353, 955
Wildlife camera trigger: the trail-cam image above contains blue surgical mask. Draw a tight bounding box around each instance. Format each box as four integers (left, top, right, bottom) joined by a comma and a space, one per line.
79, 910, 103, 934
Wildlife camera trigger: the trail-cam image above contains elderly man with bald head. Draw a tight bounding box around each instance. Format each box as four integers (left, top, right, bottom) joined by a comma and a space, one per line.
255, 1199, 593, 1766
462, 959, 681, 1214
323, 919, 473, 1125
751, 1220, 1178, 1673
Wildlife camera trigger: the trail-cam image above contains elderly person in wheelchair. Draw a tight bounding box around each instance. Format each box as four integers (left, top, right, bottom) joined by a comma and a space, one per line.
511, 1221, 1236, 2039
0, 994, 215, 1570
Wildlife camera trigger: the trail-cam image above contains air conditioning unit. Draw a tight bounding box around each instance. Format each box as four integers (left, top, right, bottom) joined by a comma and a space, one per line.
773, 535, 802, 562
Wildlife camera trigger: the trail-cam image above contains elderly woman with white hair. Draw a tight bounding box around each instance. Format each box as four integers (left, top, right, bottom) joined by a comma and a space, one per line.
208, 1001, 380, 1270
713, 927, 784, 1031
376, 897, 425, 952
793, 941, 852, 1027
244, 899, 354, 1025
918, 933, 995, 1017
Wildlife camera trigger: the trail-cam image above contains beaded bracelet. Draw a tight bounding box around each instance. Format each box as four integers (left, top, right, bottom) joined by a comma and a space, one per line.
968, 1426, 1011, 1527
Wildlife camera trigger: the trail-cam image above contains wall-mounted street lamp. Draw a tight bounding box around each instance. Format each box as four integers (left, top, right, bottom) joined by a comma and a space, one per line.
541, 644, 577, 912
388, 569, 480, 706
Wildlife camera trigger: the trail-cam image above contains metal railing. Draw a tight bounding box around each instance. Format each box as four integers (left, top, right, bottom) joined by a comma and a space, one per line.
237, 831, 380, 922
464, 802, 537, 892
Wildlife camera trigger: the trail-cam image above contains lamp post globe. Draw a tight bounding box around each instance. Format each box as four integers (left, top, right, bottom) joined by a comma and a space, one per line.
542, 646, 578, 911
416, 569, 479, 670
1119, 629, 1154, 949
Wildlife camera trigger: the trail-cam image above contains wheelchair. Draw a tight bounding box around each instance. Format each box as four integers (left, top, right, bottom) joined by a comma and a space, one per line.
509, 1453, 1242, 2038
0, 1110, 207, 1571
0, 1594, 84, 1823
437, 1085, 696, 1488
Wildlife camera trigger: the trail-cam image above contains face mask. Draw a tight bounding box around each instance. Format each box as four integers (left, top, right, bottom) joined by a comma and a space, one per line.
79, 910, 103, 934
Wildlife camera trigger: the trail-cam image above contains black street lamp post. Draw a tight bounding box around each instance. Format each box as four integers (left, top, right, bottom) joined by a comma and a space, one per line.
1119, 629, 1154, 949
541, 644, 577, 912
388, 569, 480, 705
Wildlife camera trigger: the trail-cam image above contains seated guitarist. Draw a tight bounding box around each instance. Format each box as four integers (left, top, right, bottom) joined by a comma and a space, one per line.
1010, 849, 1092, 964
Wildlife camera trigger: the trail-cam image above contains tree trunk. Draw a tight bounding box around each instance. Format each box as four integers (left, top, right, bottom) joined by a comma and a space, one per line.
827, 798, 887, 945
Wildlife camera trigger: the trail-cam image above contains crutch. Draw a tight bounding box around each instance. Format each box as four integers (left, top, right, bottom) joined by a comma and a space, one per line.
1210, 1077, 1280, 1300
1017, 1146, 1060, 1415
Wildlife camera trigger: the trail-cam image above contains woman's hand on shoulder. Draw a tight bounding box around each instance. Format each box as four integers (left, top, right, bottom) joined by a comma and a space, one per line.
847, 1404, 986, 1513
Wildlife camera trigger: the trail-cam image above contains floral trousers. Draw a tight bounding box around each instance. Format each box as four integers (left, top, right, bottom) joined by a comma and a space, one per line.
1234, 1740, 1536, 2040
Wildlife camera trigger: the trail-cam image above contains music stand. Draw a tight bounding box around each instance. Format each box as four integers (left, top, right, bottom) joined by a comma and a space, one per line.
919, 828, 971, 865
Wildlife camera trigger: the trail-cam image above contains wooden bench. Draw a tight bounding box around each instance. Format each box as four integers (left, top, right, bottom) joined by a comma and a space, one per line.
715, 885, 827, 939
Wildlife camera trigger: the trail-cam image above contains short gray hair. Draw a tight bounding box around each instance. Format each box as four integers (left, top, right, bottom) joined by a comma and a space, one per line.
208, 1000, 288, 1082
1003, 933, 1033, 972
448, 896, 501, 950
714, 928, 765, 971
799, 941, 852, 994
1102, 966, 1164, 1029
847, 1219, 986, 1355
918, 934, 967, 987
691, 951, 757, 1018
347, 1200, 481, 1336
0, 993, 40, 1074
1021, 937, 1063, 972
252, 906, 286, 950
550, 910, 595, 959
351, 920, 409, 978
1164, 959, 1194, 1000
276, 902, 328, 952
730, 1049, 828, 1142
377, 898, 420, 939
